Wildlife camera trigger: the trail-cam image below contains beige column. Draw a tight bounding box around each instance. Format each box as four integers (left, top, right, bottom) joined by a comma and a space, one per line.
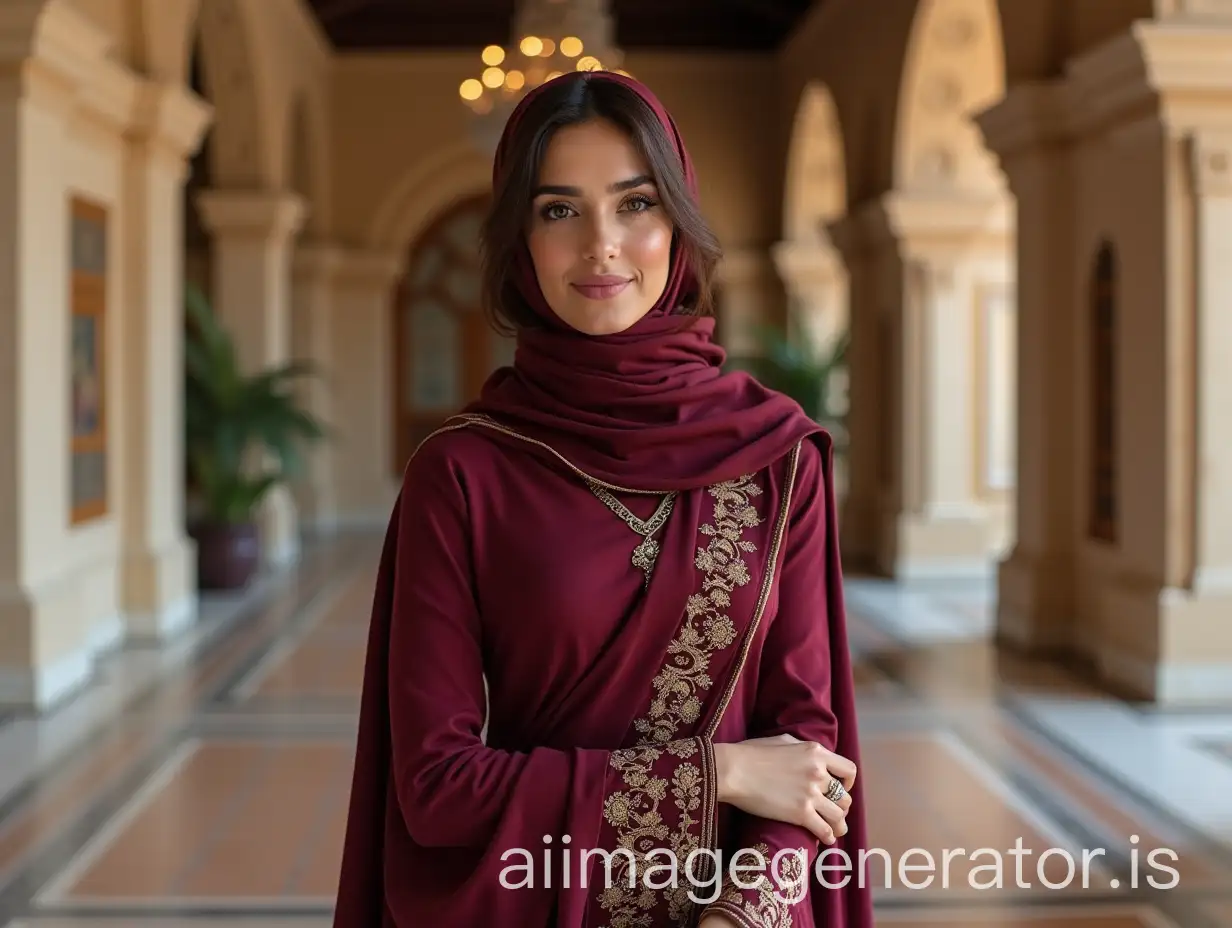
196, 189, 306, 568
979, 17, 1232, 701
771, 236, 850, 497
331, 248, 403, 528
976, 86, 1077, 652
771, 236, 848, 353
0, 2, 167, 708
291, 242, 342, 534
830, 191, 1013, 580
715, 246, 781, 356
120, 81, 211, 638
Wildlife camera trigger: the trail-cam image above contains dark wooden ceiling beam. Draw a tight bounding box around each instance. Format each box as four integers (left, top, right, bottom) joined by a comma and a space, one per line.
308, 0, 820, 51
312, 0, 380, 25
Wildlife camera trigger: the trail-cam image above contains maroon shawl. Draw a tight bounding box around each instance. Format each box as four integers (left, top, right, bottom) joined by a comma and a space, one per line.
332, 71, 874, 928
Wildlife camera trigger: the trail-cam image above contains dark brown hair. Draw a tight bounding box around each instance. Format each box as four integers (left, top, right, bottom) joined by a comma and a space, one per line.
480, 73, 722, 334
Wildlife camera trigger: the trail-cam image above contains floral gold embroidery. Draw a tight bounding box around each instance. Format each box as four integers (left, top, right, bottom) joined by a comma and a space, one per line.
635, 475, 763, 746
595, 475, 762, 928
709, 842, 806, 928
598, 739, 710, 927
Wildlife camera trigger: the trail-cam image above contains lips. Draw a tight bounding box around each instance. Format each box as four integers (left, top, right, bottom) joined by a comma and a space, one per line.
571, 275, 632, 300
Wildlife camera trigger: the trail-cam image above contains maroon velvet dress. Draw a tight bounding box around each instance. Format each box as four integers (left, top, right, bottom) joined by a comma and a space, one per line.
333, 413, 873, 927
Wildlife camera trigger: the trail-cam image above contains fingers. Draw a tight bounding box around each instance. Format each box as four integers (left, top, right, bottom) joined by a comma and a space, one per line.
802, 743, 857, 794
798, 803, 837, 845
812, 792, 850, 839
825, 751, 857, 791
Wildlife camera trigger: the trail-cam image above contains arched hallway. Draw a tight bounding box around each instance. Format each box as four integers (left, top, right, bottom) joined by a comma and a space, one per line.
4, 0, 1232, 920
2, 539, 1232, 926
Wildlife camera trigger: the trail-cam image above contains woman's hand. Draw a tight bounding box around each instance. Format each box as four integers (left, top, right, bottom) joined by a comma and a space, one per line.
698, 916, 741, 928
713, 733, 855, 845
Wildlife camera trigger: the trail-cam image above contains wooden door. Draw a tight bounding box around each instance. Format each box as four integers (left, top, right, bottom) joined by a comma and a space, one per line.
392, 195, 516, 471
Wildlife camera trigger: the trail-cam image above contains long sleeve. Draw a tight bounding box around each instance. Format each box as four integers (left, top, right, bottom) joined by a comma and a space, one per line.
379, 434, 717, 926
699, 439, 844, 927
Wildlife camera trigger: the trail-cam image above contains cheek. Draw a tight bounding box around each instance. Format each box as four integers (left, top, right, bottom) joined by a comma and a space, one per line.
527, 228, 575, 282
628, 223, 672, 274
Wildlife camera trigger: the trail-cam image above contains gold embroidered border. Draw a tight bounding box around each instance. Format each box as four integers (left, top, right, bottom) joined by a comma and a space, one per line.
595, 473, 764, 927
596, 736, 716, 927
636, 474, 763, 745
705, 841, 805, 928
704, 441, 803, 739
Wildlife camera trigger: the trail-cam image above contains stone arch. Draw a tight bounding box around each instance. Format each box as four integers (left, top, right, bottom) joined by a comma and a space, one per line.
123, 0, 200, 84
783, 82, 846, 243
284, 89, 331, 237
774, 81, 850, 458
191, 0, 274, 186
895, 0, 1006, 192
368, 142, 493, 255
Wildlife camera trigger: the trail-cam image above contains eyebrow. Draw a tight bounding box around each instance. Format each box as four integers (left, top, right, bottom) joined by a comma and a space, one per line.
532, 174, 655, 197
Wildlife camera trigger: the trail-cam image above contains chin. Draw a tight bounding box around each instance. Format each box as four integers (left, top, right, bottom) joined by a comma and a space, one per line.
559, 300, 649, 336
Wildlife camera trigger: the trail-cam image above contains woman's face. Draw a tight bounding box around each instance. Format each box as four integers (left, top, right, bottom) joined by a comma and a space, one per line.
526, 118, 674, 335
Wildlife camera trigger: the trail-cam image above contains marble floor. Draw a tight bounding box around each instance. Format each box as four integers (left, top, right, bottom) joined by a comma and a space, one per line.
2, 533, 1232, 927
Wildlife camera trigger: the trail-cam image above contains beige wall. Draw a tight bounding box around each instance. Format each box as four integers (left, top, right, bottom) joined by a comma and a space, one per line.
4, 0, 1232, 711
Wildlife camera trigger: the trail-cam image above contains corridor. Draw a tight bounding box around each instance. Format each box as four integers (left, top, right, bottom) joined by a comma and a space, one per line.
1, 535, 1230, 928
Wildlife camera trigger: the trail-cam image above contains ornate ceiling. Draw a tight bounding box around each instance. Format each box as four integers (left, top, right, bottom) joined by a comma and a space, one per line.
304, 0, 817, 50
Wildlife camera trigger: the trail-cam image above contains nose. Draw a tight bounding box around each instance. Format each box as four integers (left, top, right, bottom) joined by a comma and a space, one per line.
582, 212, 619, 263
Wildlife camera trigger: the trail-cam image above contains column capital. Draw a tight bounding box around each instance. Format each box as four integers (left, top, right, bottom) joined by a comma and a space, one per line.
1064, 21, 1232, 139
292, 241, 348, 284
129, 81, 212, 166
974, 81, 1074, 167
716, 245, 776, 287
829, 191, 1010, 264
770, 238, 844, 291
332, 247, 404, 290
196, 189, 308, 243
1155, 0, 1232, 19
0, 0, 145, 137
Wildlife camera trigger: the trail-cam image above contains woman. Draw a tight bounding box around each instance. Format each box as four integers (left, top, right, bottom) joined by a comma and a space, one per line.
334, 70, 873, 927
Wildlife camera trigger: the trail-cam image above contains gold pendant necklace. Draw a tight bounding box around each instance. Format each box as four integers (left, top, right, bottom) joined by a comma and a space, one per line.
585, 481, 677, 588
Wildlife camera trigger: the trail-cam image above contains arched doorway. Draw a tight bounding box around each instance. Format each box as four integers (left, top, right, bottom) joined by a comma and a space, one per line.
392, 194, 515, 469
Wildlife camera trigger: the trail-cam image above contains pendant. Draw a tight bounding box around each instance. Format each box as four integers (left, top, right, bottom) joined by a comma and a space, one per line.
631, 536, 660, 587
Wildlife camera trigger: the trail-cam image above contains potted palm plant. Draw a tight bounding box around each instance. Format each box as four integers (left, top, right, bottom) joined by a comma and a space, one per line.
184, 283, 327, 589
730, 311, 850, 442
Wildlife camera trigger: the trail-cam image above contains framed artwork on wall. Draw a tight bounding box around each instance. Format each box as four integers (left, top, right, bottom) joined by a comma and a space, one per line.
69, 195, 108, 525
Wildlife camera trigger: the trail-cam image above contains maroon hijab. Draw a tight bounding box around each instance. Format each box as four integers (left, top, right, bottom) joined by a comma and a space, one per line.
463, 70, 820, 491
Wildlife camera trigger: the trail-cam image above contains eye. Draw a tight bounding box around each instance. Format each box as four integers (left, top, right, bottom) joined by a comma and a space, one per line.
540, 202, 576, 221
622, 194, 658, 213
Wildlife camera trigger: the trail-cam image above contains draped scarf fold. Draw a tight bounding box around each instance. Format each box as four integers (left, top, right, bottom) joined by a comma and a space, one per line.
461, 70, 820, 492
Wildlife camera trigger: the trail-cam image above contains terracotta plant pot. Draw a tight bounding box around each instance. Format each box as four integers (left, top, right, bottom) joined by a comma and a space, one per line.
193, 521, 260, 590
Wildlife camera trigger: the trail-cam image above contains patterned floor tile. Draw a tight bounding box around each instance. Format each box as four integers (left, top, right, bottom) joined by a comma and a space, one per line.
873, 903, 1180, 926
0, 538, 1226, 928
34, 738, 351, 908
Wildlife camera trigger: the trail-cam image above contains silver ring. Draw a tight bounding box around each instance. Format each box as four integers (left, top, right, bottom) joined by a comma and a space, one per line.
825, 778, 847, 803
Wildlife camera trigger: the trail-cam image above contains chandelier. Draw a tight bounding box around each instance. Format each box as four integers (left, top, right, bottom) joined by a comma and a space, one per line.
459, 0, 626, 152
